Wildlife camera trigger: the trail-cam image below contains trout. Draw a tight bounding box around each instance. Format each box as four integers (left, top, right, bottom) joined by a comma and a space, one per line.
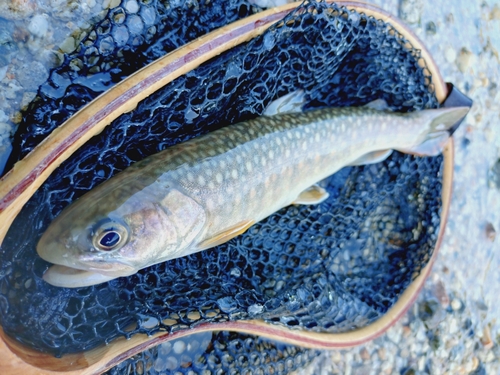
37, 93, 469, 287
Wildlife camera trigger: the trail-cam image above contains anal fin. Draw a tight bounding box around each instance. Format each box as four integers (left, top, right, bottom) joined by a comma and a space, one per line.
293, 185, 329, 205
349, 149, 393, 166
197, 220, 255, 250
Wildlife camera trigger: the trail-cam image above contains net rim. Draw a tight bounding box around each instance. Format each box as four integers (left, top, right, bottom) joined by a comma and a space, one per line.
0, 1, 451, 373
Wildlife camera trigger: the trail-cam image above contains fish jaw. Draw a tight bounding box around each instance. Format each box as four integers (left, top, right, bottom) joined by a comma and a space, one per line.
42, 265, 136, 288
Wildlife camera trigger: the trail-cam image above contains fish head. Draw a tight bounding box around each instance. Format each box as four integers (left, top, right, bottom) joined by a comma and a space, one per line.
37, 184, 206, 287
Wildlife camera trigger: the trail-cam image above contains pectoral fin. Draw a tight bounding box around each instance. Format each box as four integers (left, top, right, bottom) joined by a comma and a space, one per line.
293, 185, 329, 205
348, 149, 393, 166
197, 220, 255, 250
363, 98, 389, 111
263, 90, 306, 116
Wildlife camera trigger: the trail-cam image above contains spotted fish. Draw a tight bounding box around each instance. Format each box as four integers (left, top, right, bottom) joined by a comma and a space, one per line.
37, 92, 469, 287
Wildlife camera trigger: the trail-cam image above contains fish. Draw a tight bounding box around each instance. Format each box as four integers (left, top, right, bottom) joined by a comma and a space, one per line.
36, 91, 470, 288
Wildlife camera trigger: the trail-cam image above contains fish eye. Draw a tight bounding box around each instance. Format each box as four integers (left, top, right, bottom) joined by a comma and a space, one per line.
92, 220, 129, 252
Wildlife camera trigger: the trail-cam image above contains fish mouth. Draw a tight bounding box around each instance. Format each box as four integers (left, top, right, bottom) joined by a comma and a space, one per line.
43, 264, 134, 288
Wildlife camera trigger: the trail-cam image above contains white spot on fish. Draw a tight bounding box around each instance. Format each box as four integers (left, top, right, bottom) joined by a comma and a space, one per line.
187, 173, 195, 182
269, 150, 274, 159
246, 161, 253, 172
232, 169, 238, 179
208, 181, 215, 190
285, 149, 291, 157
198, 175, 206, 186
216, 173, 223, 184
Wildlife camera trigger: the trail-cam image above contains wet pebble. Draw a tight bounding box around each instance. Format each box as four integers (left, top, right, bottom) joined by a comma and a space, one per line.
125, 0, 139, 14
490, 4, 500, 20
399, 0, 423, 24
59, 36, 77, 54
15, 60, 49, 90
126, 14, 144, 35
485, 222, 496, 242
451, 298, 463, 312
445, 46, 457, 63
0, 0, 37, 21
140, 6, 156, 26
217, 296, 238, 313
112, 25, 129, 46
425, 21, 437, 35
28, 14, 49, 38
456, 47, 473, 73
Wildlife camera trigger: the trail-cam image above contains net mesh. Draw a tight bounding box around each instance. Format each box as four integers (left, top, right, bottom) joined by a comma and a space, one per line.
105, 331, 320, 375
0, 0, 441, 372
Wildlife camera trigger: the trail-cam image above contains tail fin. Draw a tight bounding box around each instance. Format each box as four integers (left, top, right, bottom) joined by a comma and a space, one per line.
397, 106, 470, 156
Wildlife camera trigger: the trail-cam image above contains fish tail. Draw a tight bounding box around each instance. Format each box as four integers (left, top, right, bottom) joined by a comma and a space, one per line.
397, 106, 470, 156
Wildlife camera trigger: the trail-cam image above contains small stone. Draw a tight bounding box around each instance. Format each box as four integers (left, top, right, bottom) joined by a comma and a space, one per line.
425, 21, 437, 35
445, 46, 457, 64
360, 348, 370, 360
10, 112, 22, 124
450, 298, 462, 311
490, 4, 500, 20
103, 0, 121, 9
400, 348, 409, 359
16, 61, 49, 90
468, 357, 480, 372
99, 36, 115, 55
125, 0, 139, 13
60, 36, 77, 54
399, 0, 423, 24
126, 14, 144, 35
247, 303, 263, 315
28, 14, 49, 38
0, 0, 36, 20
485, 351, 495, 363
402, 325, 412, 338
377, 347, 386, 360
172, 340, 186, 354
20, 91, 36, 110
112, 25, 129, 47
449, 318, 459, 334
485, 222, 496, 241
456, 47, 473, 73
481, 326, 494, 350
433, 279, 450, 308
217, 296, 238, 313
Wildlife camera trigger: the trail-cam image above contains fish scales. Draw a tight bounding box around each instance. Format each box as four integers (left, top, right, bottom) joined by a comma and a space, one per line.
133, 108, 423, 243
36, 104, 470, 287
